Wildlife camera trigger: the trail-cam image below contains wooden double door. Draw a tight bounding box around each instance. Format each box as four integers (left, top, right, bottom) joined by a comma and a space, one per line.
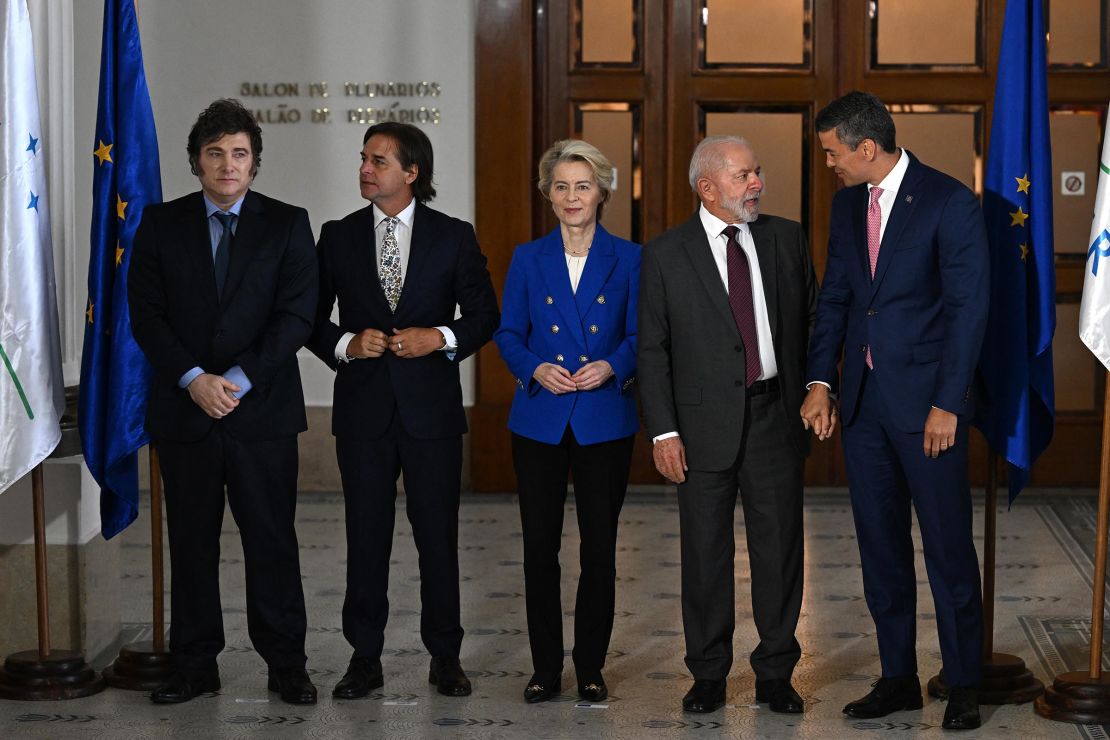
470, 0, 1110, 492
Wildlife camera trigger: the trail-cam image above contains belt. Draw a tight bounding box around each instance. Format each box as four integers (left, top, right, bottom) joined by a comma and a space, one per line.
747, 376, 779, 397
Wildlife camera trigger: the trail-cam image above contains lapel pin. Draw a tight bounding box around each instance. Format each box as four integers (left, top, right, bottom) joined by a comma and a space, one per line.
905, 195, 913, 203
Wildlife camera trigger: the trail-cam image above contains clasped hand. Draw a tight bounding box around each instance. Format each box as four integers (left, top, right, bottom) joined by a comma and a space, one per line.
346, 327, 444, 359
187, 373, 240, 419
532, 360, 613, 394
799, 385, 837, 441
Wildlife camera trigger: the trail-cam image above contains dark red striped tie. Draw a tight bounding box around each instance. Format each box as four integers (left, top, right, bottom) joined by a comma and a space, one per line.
722, 225, 762, 387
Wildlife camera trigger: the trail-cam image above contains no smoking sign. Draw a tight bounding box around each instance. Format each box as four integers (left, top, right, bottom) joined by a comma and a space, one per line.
1062, 170, 1086, 196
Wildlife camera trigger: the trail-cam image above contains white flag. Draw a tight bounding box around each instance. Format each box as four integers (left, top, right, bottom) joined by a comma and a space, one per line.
0, 0, 63, 493
1081, 105, 1110, 370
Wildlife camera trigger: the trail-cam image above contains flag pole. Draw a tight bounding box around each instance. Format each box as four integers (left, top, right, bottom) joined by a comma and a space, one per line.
928, 450, 1044, 703
1037, 370, 1110, 723
102, 445, 172, 690
0, 465, 106, 700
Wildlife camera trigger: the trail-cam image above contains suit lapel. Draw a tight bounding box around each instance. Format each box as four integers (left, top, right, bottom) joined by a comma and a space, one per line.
178, 192, 219, 309
221, 190, 263, 303
573, 225, 617, 319
539, 229, 587, 348
397, 203, 430, 315
748, 217, 778, 338
680, 215, 739, 340
870, 155, 924, 301
849, 184, 869, 280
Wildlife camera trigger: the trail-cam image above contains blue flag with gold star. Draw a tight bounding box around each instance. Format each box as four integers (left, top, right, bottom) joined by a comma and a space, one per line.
975, 0, 1055, 503
78, 0, 161, 539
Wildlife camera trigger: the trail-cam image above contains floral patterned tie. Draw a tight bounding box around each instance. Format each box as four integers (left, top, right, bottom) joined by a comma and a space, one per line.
379, 216, 402, 312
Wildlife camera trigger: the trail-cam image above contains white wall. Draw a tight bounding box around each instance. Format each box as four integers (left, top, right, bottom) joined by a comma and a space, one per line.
72, 0, 479, 405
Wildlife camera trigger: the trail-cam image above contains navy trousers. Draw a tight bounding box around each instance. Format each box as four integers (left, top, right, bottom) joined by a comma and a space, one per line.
842, 370, 983, 687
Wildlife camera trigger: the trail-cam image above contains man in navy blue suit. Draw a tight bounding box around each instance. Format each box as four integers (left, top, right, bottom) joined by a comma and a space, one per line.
801, 92, 989, 731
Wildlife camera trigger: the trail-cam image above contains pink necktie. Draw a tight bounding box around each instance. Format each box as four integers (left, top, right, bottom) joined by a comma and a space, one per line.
865, 186, 883, 369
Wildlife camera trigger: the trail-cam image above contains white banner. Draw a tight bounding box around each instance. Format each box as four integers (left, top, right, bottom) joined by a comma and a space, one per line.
1080, 104, 1110, 371
0, 0, 63, 493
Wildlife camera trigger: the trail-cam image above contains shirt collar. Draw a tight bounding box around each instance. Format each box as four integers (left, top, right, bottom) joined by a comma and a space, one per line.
203, 192, 246, 218
698, 203, 750, 241
372, 197, 417, 229
870, 148, 910, 196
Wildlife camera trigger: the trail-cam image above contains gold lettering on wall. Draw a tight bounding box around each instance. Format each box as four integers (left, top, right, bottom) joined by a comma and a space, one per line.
235, 81, 445, 125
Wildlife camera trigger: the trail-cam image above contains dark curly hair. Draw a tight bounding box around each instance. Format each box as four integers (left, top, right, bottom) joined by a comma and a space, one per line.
363, 122, 436, 203
187, 98, 263, 177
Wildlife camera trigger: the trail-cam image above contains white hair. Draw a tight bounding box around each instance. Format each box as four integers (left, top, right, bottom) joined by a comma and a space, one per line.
688, 135, 751, 191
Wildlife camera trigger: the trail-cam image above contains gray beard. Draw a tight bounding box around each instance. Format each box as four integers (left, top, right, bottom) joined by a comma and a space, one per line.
720, 193, 760, 223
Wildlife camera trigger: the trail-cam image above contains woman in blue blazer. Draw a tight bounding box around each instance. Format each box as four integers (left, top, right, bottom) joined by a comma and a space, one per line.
494, 140, 640, 704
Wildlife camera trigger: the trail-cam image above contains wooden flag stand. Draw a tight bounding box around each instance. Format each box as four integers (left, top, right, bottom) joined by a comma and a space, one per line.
102, 446, 172, 690
1036, 374, 1110, 723
0, 465, 105, 700
927, 452, 1044, 704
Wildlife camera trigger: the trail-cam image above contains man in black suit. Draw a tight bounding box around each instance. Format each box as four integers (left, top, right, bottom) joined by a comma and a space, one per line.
128, 99, 318, 705
305, 122, 499, 698
638, 136, 815, 715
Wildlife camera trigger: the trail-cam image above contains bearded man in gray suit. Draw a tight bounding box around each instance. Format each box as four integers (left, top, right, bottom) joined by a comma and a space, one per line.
638, 136, 816, 715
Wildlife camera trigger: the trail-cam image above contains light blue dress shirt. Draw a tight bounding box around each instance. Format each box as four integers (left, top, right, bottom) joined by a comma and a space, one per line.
177, 194, 252, 399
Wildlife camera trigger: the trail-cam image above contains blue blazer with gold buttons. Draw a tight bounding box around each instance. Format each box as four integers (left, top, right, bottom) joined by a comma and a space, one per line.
494, 224, 640, 445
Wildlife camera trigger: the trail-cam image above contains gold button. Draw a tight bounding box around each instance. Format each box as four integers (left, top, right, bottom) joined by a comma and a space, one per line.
589, 324, 599, 334
551, 325, 559, 334
597, 295, 606, 304
546, 296, 554, 304
556, 354, 564, 362
579, 355, 588, 363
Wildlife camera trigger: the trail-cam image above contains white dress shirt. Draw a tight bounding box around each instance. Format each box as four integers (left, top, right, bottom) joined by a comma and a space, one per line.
653, 205, 779, 444
334, 197, 457, 361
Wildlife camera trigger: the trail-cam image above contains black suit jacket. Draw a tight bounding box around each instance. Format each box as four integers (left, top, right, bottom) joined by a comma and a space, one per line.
638, 211, 816, 470
305, 202, 500, 441
128, 190, 318, 442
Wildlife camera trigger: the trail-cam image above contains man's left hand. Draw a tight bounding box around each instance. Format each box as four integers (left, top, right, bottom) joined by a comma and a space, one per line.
388, 327, 445, 358
923, 407, 957, 458
571, 360, 613, 391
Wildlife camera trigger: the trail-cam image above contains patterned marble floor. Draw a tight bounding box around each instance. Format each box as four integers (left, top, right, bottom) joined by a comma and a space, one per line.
1, 488, 1108, 739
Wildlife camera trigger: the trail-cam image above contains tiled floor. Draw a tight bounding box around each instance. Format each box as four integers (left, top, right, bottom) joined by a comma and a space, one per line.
1, 488, 1107, 738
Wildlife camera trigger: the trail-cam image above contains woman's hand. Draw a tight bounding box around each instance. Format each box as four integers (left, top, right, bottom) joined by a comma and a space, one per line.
533, 363, 579, 394
571, 360, 613, 391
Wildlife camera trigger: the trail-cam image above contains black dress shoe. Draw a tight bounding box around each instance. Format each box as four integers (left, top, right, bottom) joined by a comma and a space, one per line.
267, 667, 318, 705
682, 678, 726, 713
843, 676, 923, 718
429, 656, 472, 697
332, 657, 384, 699
577, 675, 608, 703
150, 671, 220, 704
942, 686, 981, 730
755, 678, 803, 713
523, 673, 561, 703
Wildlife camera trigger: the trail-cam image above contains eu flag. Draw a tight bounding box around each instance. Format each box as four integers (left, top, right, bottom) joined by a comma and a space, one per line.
78, 0, 161, 539
975, 0, 1055, 503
